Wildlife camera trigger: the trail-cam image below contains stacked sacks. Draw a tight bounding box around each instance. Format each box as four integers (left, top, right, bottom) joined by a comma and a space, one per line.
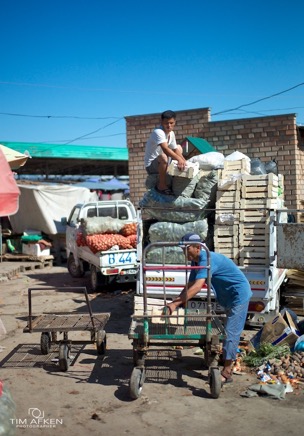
140, 152, 224, 262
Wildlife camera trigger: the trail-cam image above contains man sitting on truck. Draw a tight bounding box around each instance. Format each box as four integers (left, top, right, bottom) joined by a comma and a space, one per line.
163, 233, 252, 384
144, 110, 186, 195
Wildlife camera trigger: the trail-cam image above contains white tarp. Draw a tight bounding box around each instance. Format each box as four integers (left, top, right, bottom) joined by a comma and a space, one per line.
9, 184, 98, 235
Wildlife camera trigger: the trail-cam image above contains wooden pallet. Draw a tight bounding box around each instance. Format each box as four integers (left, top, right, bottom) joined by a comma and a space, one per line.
1, 253, 54, 263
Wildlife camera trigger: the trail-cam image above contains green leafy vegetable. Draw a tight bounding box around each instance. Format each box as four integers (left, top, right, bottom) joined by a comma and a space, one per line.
243, 343, 291, 367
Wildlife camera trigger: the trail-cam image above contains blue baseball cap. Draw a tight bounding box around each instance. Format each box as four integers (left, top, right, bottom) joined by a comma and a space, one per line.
181, 233, 202, 244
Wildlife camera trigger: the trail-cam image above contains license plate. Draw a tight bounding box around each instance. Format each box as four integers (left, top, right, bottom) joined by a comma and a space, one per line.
187, 300, 223, 312
124, 269, 137, 275
103, 251, 136, 267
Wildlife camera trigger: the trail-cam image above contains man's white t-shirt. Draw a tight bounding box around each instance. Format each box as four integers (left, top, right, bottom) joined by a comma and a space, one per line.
144, 127, 177, 168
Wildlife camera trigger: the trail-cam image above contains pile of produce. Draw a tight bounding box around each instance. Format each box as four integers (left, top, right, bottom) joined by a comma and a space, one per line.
241, 342, 304, 383
76, 219, 137, 253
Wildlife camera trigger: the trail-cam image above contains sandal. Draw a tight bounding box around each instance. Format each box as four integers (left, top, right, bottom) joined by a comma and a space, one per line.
221, 369, 233, 384
155, 187, 174, 196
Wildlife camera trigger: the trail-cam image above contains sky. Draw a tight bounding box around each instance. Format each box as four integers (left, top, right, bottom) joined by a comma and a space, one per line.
1, 0, 304, 150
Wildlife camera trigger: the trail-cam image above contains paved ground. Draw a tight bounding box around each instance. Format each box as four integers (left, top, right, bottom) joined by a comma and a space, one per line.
0, 261, 303, 436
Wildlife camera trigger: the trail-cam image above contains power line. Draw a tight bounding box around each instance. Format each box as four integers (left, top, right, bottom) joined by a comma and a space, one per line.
0, 112, 122, 120
64, 118, 124, 145
212, 81, 304, 116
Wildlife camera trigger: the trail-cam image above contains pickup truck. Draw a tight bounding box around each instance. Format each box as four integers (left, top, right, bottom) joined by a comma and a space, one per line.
62, 200, 138, 291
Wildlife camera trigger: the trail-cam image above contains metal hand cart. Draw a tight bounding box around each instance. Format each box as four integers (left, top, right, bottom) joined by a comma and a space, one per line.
23, 287, 110, 371
128, 242, 226, 399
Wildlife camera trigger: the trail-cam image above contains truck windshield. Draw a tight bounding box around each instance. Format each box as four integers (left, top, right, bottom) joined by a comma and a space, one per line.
86, 206, 129, 220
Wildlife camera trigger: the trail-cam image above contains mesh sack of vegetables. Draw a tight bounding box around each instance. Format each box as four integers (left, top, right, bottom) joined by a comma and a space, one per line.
193, 170, 218, 207
120, 222, 137, 236
146, 246, 186, 265
85, 234, 132, 253
171, 173, 200, 198
148, 220, 208, 242
82, 217, 123, 235
139, 189, 209, 222
126, 234, 137, 248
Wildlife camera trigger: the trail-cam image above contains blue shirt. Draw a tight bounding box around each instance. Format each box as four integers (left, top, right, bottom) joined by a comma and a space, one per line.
189, 250, 252, 309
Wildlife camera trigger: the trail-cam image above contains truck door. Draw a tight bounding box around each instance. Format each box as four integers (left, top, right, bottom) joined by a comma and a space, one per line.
66, 206, 81, 256
276, 209, 304, 270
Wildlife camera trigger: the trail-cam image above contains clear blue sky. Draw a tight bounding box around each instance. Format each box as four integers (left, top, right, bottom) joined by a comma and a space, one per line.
1, 0, 304, 149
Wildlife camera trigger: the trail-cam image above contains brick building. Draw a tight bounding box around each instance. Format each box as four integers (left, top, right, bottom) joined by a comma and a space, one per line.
125, 108, 304, 210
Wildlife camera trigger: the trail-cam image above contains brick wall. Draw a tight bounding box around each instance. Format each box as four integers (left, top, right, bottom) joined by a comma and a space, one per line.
125, 108, 302, 210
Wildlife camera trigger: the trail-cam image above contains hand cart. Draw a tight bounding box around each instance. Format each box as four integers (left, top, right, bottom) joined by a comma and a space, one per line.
128, 241, 226, 399
23, 287, 110, 371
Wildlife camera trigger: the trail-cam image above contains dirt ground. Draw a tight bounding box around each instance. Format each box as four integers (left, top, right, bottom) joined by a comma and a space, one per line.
0, 264, 303, 436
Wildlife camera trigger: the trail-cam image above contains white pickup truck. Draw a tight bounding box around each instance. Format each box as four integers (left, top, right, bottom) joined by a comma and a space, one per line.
62, 200, 138, 291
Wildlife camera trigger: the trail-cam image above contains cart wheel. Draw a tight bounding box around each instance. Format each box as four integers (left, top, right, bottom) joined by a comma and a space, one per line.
40, 332, 51, 355
209, 367, 222, 399
96, 330, 107, 355
133, 348, 145, 367
67, 255, 85, 278
129, 367, 145, 400
59, 343, 70, 372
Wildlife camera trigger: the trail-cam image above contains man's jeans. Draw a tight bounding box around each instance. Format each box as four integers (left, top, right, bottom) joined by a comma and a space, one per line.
223, 301, 250, 361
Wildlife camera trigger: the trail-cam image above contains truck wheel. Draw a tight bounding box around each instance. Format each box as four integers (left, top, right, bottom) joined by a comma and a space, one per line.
67, 255, 85, 278
90, 265, 106, 291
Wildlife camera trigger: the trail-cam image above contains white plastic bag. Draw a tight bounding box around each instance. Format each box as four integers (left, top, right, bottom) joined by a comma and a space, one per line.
188, 152, 225, 170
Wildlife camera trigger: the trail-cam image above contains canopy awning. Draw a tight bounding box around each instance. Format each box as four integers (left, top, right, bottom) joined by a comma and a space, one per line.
0, 144, 28, 170
75, 177, 129, 191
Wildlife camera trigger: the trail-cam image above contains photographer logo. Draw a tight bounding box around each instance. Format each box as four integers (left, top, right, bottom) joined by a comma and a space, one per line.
10, 407, 63, 429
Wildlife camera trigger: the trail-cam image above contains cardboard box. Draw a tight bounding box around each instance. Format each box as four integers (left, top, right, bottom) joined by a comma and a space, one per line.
250, 311, 300, 349
22, 243, 50, 257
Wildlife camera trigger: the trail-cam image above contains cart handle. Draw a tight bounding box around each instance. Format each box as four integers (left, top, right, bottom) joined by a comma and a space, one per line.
27, 287, 90, 332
